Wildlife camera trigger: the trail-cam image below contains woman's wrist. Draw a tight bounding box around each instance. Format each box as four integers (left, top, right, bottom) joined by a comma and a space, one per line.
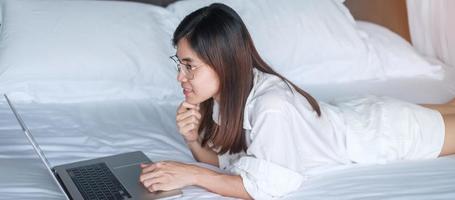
192, 166, 219, 187
191, 167, 251, 199
186, 139, 201, 148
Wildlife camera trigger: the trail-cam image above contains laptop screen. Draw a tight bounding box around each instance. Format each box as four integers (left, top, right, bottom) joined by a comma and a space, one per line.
3, 94, 70, 200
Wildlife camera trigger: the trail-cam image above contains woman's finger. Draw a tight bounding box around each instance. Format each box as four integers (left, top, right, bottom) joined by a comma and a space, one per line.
142, 175, 168, 188
177, 101, 198, 114
141, 162, 164, 174
179, 123, 198, 135
177, 115, 199, 129
140, 170, 164, 184
147, 183, 164, 192
176, 109, 201, 121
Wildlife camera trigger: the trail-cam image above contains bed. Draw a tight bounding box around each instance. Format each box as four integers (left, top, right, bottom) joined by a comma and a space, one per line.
0, 0, 454, 199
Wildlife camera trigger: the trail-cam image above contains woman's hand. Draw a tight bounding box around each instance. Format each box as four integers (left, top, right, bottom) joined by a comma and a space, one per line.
176, 101, 201, 143
139, 162, 252, 199
139, 161, 204, 192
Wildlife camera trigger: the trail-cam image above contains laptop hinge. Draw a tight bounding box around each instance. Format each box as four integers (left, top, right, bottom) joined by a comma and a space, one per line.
53, 169, 73, 200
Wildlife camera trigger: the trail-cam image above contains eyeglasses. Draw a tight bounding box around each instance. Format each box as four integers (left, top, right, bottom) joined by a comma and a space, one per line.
170, 55, 198, 80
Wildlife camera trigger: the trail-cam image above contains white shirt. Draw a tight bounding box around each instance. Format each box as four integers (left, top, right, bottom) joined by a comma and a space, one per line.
212, 69, 352, 199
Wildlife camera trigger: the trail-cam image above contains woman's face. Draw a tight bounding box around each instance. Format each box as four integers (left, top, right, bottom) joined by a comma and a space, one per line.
176, 38, 220, 105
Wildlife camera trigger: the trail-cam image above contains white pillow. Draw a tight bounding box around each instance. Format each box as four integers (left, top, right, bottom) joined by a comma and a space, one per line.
0, 0, 181, 103
166, 0, 385, 84
356, 21, 443, 78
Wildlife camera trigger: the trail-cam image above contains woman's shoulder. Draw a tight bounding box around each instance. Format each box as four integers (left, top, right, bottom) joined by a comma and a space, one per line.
247, 70, 317, 117
249, 73, 294, 111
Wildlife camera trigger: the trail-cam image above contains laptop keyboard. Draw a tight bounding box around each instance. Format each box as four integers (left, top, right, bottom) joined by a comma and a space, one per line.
67, 163, 132, 200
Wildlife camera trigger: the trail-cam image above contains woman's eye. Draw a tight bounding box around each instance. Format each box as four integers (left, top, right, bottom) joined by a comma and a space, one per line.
186, 65, 193, 71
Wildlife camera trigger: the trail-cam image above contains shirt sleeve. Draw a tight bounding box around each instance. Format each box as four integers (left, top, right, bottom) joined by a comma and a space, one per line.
218, 152, 244, 171
229, 109, 307, 199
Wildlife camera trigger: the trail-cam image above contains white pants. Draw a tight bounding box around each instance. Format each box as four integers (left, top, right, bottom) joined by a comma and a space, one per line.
334, 96, 445, 164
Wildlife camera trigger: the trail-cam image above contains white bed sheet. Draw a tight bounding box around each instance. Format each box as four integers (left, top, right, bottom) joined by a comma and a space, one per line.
1, 95, 455, 200
0, 98, 231, 199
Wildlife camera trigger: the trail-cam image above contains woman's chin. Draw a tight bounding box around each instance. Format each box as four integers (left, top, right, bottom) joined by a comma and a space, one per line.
185, 96, 208, 105
185, 97, 201, 105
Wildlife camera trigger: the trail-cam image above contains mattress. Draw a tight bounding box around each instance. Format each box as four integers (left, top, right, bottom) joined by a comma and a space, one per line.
1, 94, 455, 200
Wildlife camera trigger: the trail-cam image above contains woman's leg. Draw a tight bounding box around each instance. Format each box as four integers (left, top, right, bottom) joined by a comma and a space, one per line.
440, 114, 455, 156
450, 98, 455, 105
419, 99, 455, 156
421, 98, 455, 115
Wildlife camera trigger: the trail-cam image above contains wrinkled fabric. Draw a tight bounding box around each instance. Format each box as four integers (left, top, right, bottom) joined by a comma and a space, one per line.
216, 69, 351, 199
215, 69, 446, 199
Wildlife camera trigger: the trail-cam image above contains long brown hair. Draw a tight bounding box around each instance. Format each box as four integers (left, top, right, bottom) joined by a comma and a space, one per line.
172, 3, 321, 154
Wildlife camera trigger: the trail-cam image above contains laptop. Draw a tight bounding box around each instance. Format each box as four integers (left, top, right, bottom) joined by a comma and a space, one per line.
4, 94, 183, 200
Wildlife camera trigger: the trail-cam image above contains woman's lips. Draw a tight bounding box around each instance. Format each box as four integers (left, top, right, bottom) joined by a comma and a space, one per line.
183, 88, 193, 96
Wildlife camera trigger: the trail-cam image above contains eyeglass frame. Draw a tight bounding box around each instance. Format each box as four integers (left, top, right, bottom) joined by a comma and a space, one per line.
170, 55, 200, 80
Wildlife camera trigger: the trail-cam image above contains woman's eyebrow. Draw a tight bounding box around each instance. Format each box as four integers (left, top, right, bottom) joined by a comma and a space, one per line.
181, 57, 193, 62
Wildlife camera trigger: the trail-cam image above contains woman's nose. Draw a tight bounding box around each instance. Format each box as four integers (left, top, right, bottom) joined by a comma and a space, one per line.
177, 70, 187, 82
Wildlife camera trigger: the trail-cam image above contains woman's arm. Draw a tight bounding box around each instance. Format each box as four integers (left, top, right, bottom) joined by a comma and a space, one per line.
195, 167, 252, 200
187, 140, 219, 167
175, 101, 219, 166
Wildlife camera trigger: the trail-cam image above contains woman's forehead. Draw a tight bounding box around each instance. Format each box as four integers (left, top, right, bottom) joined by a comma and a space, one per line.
176, 39, 199, 62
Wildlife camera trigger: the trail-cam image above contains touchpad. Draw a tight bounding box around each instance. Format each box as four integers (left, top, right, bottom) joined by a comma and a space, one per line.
113, 164, 183, 199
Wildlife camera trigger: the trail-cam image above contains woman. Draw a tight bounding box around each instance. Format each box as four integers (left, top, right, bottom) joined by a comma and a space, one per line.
139, 3, 455, 199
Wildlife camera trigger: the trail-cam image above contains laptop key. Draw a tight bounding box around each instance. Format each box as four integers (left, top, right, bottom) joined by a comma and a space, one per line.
67, 163, 131, 200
